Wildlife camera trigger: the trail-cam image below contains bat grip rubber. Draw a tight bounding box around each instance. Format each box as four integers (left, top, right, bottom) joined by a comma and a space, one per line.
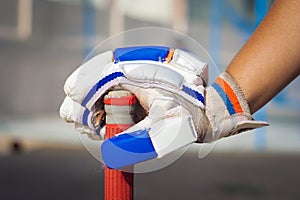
104, 90, 135, 200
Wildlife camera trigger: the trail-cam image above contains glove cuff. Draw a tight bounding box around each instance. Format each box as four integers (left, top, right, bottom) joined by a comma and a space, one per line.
211, 72, 251, 116
204, 72, 268, 142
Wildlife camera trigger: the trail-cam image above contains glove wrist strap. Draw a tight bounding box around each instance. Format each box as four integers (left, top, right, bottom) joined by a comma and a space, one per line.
204, 72, 253, 142
211, 72, 251, 116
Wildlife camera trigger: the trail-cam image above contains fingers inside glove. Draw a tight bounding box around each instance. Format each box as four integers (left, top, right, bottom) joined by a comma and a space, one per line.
60, 96, 100, 130
75, 123, 104, 140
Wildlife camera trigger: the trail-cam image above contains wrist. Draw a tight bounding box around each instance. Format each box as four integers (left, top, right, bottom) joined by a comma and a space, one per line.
202, 72, 268, 142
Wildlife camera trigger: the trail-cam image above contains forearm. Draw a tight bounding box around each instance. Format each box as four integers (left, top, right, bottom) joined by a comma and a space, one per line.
226, 0, 300, 114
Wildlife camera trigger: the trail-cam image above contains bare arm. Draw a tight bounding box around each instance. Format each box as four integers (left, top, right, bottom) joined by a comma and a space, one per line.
226, 0, 300, 114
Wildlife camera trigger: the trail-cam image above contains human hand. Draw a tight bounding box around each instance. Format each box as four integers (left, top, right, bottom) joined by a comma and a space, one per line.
59, 46, 268, 169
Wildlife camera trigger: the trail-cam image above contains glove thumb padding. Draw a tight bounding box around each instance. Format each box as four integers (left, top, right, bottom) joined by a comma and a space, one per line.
101, 96, 198, 169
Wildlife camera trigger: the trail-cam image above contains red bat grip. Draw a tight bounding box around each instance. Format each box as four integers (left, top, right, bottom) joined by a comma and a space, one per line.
104, 91, 135, 200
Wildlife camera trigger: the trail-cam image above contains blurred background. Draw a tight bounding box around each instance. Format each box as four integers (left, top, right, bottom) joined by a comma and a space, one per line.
0, 0, 299, 199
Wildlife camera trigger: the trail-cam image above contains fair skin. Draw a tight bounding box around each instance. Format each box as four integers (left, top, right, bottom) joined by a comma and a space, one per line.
226, 0, 300, 114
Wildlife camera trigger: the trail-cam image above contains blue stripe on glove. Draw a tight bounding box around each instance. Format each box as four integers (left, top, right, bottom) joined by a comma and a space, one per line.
81, 71, 125, 107
182, 85, 205, 106
113, 46, 170, 63
101, 129, 158, 169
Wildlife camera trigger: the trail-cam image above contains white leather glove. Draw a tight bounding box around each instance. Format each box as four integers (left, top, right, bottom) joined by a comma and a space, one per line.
59, 46, 268, 169
59, 46, 208, 139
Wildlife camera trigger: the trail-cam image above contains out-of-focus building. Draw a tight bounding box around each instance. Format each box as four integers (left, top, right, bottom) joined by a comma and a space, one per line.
0, 0, 299, 153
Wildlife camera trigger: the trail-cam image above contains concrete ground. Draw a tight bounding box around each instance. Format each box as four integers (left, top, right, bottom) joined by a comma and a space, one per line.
1, 148, 300, 200
0, 111, 299, 200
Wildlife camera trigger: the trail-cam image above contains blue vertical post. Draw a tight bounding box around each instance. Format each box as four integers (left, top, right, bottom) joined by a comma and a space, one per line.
82, 0, 96, 58
254, 0, 268, 28
208, 0, 222, 69
253, 0, 269, 151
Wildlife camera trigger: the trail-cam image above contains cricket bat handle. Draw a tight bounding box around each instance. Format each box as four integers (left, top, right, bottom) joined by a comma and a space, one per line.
104, 90, 136, 200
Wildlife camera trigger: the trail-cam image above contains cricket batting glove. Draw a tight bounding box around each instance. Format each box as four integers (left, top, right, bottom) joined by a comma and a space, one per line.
59, 46, 268, 169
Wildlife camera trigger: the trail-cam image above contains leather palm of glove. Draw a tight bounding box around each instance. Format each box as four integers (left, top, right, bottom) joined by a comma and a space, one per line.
121, 72, 269, 143
60, 46, 268, 145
